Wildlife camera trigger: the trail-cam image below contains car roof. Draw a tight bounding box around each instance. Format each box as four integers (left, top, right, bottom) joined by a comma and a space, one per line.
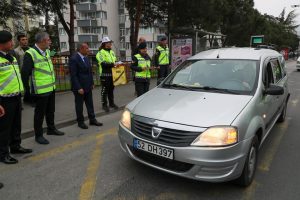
189, 48, 281, 61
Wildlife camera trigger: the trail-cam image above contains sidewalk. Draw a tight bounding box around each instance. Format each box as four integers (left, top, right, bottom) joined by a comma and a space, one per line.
21, 79, 157, 138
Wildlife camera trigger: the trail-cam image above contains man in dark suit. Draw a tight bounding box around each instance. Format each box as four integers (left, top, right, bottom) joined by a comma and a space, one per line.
69, 43, 103, 129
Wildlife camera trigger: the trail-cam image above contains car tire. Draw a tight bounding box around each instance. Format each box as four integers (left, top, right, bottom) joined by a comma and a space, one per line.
235, 136, 259, 187
277, 101, 287, 123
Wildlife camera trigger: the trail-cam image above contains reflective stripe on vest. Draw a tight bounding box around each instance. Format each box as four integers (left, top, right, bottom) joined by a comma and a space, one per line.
156, 46, 169, 65
26, 48, 56, 94
134, 54, 151, 79
96, 49, 116, 76
0, 57, 24, 95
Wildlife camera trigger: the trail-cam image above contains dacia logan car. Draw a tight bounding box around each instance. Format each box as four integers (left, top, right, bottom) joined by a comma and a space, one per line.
118, 48, 290, 186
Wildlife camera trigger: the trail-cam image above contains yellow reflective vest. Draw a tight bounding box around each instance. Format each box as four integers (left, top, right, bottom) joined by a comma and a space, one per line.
0, 56, 24, 95
134, 54, 151, 79
156, 45, 170, 65
26, 48, 56, 94
96, 49, 116, 76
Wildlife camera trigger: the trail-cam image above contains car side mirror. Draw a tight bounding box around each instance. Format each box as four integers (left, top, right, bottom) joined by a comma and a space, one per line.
264, 84, 284, 95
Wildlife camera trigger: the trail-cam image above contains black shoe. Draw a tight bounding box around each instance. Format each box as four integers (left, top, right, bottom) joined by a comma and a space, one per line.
47, 129, 65, 136
0, 182, 3, 189
78, 122, 88, 129
0, 155, 18, 164
103, 105, 109, 112
35, 136, 49, 145
89, 120, 103, 126
109, 104, 119, 110
10, 146, 33, 154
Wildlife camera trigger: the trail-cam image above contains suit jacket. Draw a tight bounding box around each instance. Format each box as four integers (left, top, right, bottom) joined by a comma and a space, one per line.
69, 53, 94, 92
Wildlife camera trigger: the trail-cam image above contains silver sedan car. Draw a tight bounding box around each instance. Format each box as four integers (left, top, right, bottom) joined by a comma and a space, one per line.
118, 48, 290, 186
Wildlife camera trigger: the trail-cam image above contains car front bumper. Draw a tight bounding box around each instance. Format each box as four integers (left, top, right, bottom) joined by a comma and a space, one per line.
118, 123, 253, 183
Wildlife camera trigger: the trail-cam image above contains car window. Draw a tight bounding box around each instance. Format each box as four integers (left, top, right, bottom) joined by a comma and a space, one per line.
163, 59, 259, 94
263, 62, 274, 88
271, 59, 283, 83
278, 56, 286, 77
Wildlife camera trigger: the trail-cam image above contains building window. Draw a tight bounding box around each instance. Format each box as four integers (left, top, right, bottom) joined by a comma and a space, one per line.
96, 11, 107, 19
120, 28, 125, 37
59, 28, 66, 36
102, 27, 108, 35
88, 42, 100, 49
120, 42, 125, 50
139, 27, 154, 34
119, 15, 125, 24
60, 42, 67, 49
126, 42, 130, 50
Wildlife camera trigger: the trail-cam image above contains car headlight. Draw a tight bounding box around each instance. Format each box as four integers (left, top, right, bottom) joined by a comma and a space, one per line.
120, 109, 131, 130
191, 126, 238, 146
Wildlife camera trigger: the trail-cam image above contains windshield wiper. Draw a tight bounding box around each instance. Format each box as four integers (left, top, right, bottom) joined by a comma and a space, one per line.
163, 83, 196, 91
199, 86, 240, 94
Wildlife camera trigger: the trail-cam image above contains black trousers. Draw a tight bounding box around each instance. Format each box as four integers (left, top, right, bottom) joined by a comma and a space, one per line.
21, 75, 33, 103
0, 95, 22, 158
34, 92, 55, 137
73, 90, 96, 123
135, 81, 150, 97
157, 65, 170, 85
101, 76, 115, 106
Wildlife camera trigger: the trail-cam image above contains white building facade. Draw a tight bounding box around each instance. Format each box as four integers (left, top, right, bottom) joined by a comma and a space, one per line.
58, 0, 167, 60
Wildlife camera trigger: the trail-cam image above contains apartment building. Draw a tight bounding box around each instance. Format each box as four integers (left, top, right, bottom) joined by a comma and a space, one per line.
58, 0, 167, 60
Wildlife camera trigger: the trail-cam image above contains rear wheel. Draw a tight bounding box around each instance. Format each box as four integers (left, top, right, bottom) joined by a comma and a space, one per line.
235, 136, 258, 187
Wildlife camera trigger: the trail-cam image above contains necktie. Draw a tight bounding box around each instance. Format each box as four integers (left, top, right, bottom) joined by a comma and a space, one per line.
83, 57, 89, 67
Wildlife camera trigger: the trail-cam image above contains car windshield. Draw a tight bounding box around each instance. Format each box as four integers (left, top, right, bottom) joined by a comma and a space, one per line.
163, 59, 259, 95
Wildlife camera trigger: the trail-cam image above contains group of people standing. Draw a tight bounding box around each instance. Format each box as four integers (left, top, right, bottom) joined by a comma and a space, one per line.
131, 36, 170, 97
0, 30, 170, 188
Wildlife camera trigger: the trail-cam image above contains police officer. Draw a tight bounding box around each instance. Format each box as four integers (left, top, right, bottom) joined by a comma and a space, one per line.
131, 42, 152, 97
154, 37, 170, 85
0, 30, 32, 164
22, 32, 65, 145
96, 37, 119, 112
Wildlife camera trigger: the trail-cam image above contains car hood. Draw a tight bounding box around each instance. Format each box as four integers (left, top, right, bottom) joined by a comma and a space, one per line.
129, 88, 252, 127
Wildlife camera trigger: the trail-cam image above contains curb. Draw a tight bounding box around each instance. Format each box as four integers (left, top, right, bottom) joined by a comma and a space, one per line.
21, 105, 126, 140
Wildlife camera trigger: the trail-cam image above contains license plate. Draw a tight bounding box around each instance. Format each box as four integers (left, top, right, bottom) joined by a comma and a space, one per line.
133, 138, 174, 160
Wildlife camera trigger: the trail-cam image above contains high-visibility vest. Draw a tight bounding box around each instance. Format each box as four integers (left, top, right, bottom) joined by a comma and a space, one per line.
156, 45, 169, 65
134, 54, 151, 79
96, 49, 116, 76
26, 48, 56, 94
0, 56, 24, 95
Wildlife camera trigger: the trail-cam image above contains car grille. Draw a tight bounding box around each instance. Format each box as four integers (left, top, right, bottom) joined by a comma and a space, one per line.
129, 146, 194, 173
132, 119, 200, 147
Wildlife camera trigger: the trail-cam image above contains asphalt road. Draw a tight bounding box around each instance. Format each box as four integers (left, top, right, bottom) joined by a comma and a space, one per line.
0, 60, 300, 200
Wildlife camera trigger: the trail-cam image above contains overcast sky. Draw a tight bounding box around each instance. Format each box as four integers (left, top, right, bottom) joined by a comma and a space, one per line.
254, 0, 300, 24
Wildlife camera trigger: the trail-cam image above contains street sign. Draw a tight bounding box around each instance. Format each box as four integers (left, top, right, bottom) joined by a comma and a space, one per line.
250, 35, 264, 47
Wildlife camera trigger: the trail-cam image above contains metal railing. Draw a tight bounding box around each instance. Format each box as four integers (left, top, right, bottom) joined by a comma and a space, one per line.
52, 56, 158, 92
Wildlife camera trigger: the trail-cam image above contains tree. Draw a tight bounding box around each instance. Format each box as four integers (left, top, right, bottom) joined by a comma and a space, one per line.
125, 0, 168, 53
28, 0, 75, 55
0, 0, 24, 29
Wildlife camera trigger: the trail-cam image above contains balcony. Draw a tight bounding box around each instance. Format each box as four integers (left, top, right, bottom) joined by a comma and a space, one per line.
78, 35, 99, 42
76, 3, 97, 12
77, 19, 97, 27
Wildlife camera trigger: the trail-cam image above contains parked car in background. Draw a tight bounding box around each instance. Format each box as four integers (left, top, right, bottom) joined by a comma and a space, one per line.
119, 48, 290, 186
297, 57, 300, 71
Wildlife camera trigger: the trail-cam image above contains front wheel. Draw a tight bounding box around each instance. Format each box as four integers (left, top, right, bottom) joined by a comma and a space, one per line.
277, 101, 287, 123
235, 136, 259, 187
